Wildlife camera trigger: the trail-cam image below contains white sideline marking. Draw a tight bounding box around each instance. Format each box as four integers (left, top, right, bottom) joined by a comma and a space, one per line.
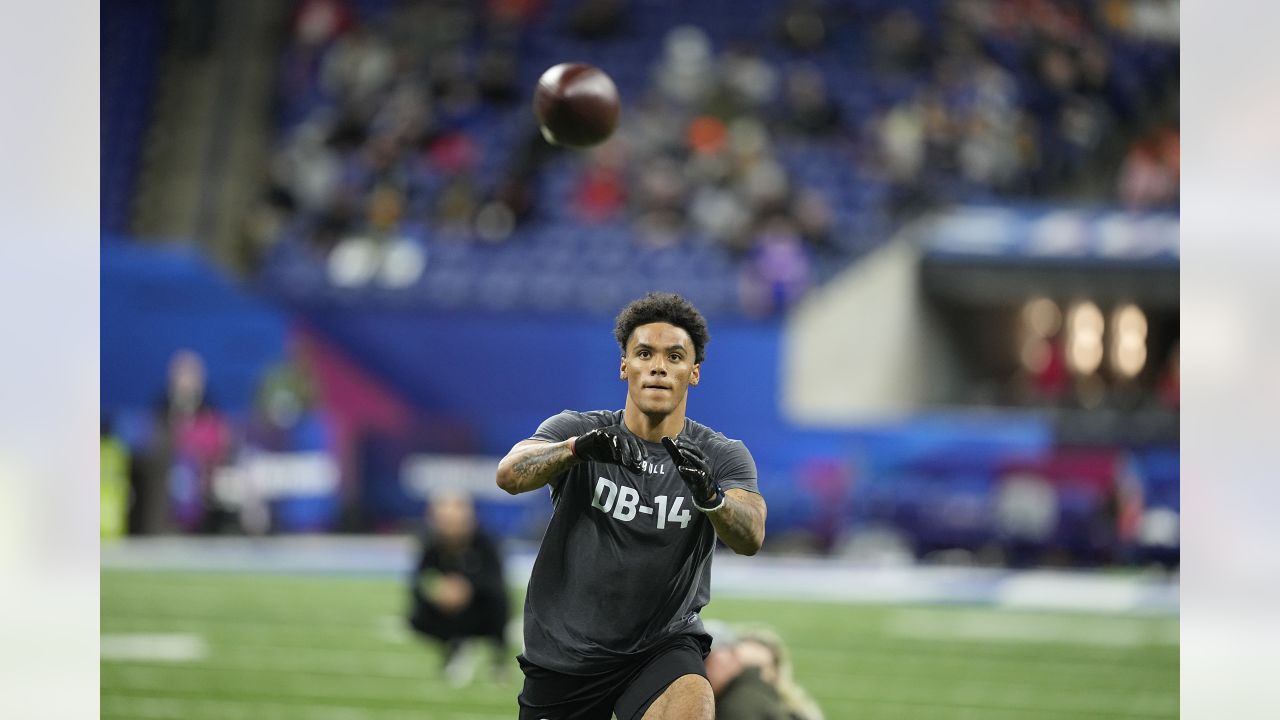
884, 608, 1177, 647
102, 537, 1179, 614
101, 633, 208, 662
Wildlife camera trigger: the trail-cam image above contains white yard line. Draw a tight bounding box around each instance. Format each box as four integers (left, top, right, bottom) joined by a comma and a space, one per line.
101, 633, 208, 662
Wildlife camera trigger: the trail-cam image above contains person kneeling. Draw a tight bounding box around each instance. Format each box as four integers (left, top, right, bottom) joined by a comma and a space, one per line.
408, 491, 510, 686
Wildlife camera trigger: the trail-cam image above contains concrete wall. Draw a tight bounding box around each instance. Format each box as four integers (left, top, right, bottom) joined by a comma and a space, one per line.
781, 225, 960, 425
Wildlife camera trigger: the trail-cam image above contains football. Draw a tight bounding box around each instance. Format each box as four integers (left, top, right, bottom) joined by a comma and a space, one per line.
532, 62, 620, 148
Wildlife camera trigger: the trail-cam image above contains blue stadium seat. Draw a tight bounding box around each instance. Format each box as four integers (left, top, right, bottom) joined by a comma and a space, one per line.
101, 0, 164, 233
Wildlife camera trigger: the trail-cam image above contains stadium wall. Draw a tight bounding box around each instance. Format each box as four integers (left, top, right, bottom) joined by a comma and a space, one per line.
100, 240, 288, 417
781, 227, 961, 425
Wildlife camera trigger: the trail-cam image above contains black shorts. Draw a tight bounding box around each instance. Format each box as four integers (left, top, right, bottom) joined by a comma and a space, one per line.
516, 634, 710, 720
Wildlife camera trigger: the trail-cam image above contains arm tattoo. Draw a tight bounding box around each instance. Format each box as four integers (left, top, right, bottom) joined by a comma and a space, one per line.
707, 491, 766, 555
503, 441, 578, 494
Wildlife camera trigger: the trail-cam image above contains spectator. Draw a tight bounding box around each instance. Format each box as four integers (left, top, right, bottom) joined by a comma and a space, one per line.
654, 25, 716, 107
739, 218, 812, 316
101, 419, 131, 540
574, 142, 628, 223
704, 624, 791, 720
995, 472, 1059, 568
776, 0, 827, 52
475, 43, 520, 104
143, 350, 233, 534
705, 623, 824, 720
568, 0, 625, 38
716, 44, 779, 118
291, 0, 352, 49
246, 348, 326, 452
870, 7, 927, 73
635, 153, 692, 248
780, 63, 841, 137
878, 95, 927, 186
735, 627, 824, 720
408, 491, 510, 686
327, 184, 426, 288
1118, 132, 1178, 209
320, 25, 394, 106
790, 188, 834, 253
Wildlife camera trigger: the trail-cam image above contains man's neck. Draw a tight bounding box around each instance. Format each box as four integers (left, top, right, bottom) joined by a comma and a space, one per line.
621, 403, 685, 442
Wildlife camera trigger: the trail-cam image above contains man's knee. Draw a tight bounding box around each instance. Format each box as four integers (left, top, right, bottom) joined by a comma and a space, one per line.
642, 674, 713, 720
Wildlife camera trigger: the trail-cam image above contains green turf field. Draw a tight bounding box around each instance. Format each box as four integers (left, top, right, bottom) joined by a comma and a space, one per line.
102, 570, 1177, 719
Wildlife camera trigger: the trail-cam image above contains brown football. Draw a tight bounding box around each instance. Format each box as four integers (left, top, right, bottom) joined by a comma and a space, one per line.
532, 63, 620, 148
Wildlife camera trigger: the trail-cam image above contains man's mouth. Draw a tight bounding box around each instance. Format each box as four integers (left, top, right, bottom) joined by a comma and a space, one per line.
642, 384, 671, 391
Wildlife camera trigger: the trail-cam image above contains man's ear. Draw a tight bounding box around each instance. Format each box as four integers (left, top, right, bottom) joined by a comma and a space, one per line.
619, 356, 627, 380
690, 363, 700, 386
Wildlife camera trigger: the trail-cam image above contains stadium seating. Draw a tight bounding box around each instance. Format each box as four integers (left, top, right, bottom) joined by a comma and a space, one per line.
101, 0, 165, 234
252, 0, 1176, 317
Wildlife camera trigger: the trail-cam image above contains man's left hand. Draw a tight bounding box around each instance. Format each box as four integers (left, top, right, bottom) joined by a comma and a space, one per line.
661, 436, 725, 511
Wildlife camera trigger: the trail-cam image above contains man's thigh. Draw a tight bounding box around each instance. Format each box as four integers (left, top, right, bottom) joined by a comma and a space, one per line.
613, 635, 711, 720
638, 674, 713, 720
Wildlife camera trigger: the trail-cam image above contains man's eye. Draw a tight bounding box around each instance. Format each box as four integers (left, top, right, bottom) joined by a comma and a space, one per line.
669, 355, 681, 362
638, 350, 650, 358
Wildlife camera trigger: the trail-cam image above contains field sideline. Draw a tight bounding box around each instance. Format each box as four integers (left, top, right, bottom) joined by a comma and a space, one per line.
102, 569, 1177, 719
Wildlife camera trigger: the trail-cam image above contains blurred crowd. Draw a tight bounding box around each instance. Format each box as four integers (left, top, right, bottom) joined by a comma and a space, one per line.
101, 346, 336, 538
240, 0, 546, 272
866, 0, 1179, 212
240, 0, 1178, 316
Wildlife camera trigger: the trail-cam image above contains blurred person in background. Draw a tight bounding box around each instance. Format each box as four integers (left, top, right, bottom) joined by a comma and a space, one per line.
495, 292, 766, 720
246, 349, 325, 452
408, 490, 510, 687
734, 627, 823, 720
100, 418, 131, 540
705, 623, 823, 720
141, 349, 233, 534
327, 183, 427, 288
704, 623, 790, 720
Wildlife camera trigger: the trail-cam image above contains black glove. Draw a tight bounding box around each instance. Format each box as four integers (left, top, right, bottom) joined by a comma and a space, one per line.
573, 426, 646, 473
661, 436, 725, 511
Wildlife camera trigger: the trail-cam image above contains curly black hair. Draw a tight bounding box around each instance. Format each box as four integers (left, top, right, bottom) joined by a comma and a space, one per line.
613, 292, 710, 364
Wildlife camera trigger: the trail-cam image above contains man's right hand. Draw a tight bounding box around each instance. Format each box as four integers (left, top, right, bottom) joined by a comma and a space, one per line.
572, 426, 646, 473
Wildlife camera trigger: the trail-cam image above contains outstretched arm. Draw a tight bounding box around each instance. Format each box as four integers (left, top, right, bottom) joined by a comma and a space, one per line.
707, 489, 766, 556
496, 439, 578, 495
496, 426, 647, 495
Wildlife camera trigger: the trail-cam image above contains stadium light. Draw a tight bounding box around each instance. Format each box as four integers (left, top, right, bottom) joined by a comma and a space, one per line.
1066, 301, 1104, 375
1022, 297, 1062, 339
1110, 303, 1148, 378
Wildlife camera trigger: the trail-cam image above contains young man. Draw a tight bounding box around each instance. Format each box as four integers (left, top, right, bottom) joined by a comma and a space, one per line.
496, 292, 767, 720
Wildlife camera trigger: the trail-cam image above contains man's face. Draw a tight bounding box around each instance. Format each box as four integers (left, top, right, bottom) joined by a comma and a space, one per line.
621, 322, 700, 416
